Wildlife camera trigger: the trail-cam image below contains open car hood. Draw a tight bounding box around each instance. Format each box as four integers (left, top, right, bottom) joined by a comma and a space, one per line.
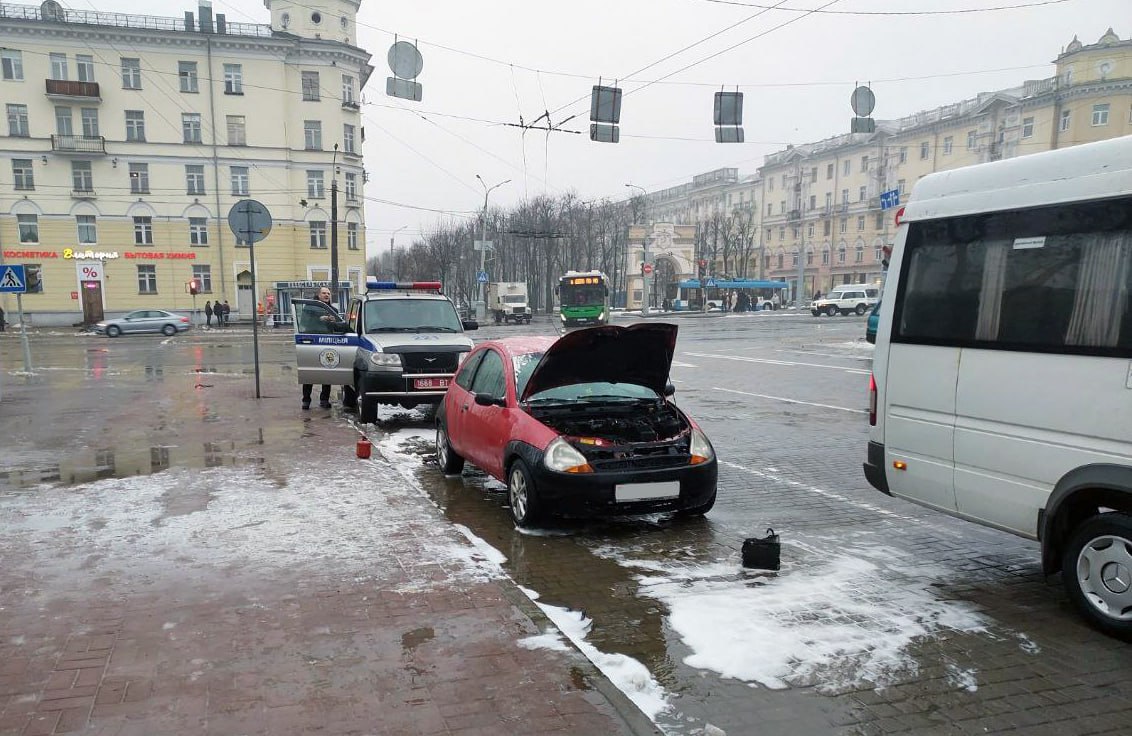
519, 323, 678, 401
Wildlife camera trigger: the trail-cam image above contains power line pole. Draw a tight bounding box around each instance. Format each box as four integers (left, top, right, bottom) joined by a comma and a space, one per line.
475, 175, 510, 321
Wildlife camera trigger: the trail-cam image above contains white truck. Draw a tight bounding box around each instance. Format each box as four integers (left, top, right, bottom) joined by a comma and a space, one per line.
487, 281, 532, 325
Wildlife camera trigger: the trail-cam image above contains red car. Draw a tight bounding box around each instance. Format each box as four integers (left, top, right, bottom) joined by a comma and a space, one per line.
435, 323, 718, 526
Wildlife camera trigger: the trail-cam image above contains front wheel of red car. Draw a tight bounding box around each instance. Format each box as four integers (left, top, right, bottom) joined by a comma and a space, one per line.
435, 422, 464, 475
508, 459, 543, 527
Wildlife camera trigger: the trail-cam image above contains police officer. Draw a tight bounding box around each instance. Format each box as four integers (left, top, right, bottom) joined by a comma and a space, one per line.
301, 287, 347, 410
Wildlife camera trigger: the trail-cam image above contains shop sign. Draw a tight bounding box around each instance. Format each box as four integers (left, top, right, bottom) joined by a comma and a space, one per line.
64, 249, 120, 260
76, 262, 104, 281
2, 250, 57, 259
274, 281, 350, 289
124, 251, 197, 260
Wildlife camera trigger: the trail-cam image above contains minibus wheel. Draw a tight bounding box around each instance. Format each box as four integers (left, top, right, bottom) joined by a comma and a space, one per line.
1063, 512, 1132, 640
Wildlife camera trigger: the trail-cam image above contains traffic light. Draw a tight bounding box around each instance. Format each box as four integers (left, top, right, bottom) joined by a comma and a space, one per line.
188, 279, 199, 296
698, 259, 707, 279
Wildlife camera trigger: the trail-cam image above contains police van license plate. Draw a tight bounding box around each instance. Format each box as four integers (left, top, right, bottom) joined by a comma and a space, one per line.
414, 378, 449, 390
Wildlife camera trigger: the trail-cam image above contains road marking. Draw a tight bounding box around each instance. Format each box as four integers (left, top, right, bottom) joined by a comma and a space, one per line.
671, 360, 699, 369
686, 351, 869, 375
714, 386, 866, 414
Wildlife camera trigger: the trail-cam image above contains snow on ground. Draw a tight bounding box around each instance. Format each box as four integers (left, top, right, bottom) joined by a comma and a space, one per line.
831, 340, 876, 351
595, 547, 993, 694
517, 631, 571, 653
517, 586, 670, 721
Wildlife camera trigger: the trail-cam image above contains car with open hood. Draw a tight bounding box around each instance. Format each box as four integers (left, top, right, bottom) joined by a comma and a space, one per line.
435, 323, 717, 526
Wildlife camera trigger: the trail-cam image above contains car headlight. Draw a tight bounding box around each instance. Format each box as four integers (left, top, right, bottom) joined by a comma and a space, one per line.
689, 428, 715, 465
457, 351, 470, 365
544, 437, 593, 474
369, 352, 402, 367
559, 314, 566, 322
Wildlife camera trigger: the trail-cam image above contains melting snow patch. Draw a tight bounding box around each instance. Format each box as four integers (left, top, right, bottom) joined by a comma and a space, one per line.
945, 663, 978, 693
517, 630, 571, 652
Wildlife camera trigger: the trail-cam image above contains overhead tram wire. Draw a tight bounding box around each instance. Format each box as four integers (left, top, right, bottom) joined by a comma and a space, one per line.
688, 0, 1072, 14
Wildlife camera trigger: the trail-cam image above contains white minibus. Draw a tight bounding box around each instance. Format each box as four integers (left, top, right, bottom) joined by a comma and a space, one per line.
865, 135, 1132, 639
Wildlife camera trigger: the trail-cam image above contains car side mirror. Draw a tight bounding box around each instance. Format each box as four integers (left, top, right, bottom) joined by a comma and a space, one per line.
462, 320, 479, 331
474, 393, 504, 407
664, 382, 676, 397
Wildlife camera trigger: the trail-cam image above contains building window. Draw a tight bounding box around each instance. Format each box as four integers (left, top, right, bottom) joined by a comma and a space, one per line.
17, 214, 38, 243
967, 130, 977, 149
855, 243, 864, 262
301, 71, 320, 101
898, 146, 907, 164
838, 245, 847, 263
840, 218, 847, 234
823, 220, 831, 236
307, 170, 325, 198
792, 250, 799, 267
1060, 109, 1071, 132
344, 172, 357, 200
72, 160, 93, 192
920, 141, 929, 159
943, 136, 953, 155
189, 217, 209, 246
343, 123, 356, 153
1, 49, 23, 80
81, 108, 99, 137
129, 163, 149, 193
133, 216, 153, 245
304, 120, 322, 150
178, 61, 198, 93
1021, 117, 1034, 138
230, 166, 249, 196
226, 115, 246, 145
808, 194, 816, 210
766, 203, 772, 216
347, 222, 359, 250
121, 58, 141, 89
77, 214, 97, 244
20, 264, 43, 293
137, 264, 157, 294
125, 110, 145, 141
780, 200, 786, 214
309, 221, 327, 249
875, 245, 883, 262
810, 167, 817, 183
875, 213, 884, 230
342, 74, 355, 104
841, 189, 848, 205
12, 159, 33, 190
182, 113, 202, 144
55, 106, 73, 135
826, 163, 833, 180
768, 178, 773, 192
776, 252, 784, 269
842, 160, 850, 176
1092, 103, 1110, 127
185, 165, 205, 195
858, 185, 867, 202
897, 178, 907, 194
860, 155, 868, 172
223, 64, 243, 94
822, 248, 830, 265
76, 55, 94, 83
780, 174, 786, 188
856, 215, 865, 232
50, 52, 68, 81
807, 223, 815, 237
807, 249, 814, 266
192, 265, 212, 293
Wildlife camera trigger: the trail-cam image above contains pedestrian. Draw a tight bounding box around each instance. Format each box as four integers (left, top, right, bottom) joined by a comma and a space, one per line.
222, 300, 231, 325
300, 287, 346, 410
0, 304, 6, 332
204, 300, 213, 327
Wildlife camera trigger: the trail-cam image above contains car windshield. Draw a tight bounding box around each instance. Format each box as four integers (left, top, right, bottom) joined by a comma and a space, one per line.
516, 352, 660, 403
560, 284, 605, 306
364, 299, 462, 333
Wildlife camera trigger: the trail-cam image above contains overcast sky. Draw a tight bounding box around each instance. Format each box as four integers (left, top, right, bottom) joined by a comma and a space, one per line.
64, 0, 1129, 256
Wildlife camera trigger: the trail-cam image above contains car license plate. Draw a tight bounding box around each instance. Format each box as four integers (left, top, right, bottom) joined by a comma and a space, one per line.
615, 481, 680, 503
414, 378, 449, 390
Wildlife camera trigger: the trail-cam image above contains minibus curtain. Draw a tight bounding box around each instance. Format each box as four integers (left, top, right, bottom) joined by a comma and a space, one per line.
975, 241, 1010, 341
1065, 233, 1131, 348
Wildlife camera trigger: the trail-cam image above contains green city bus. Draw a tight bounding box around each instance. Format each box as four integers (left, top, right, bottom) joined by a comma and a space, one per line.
557, 271, 610, 327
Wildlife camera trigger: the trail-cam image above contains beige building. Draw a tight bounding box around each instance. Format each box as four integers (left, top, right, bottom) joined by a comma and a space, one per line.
643, 28, 1132, 303
0, 0, 372, 326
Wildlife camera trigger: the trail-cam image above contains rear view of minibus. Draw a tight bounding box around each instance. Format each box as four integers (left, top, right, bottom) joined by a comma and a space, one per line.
865, 136, 1132, 639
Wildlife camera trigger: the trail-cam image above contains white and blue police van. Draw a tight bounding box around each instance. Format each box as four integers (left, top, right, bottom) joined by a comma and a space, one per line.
291, 280, 477, 422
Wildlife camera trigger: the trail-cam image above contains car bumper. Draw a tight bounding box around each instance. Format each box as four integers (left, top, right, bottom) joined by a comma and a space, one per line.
358, 370, 453, 404
863, 440, 889, 495
529, 457, 718, 517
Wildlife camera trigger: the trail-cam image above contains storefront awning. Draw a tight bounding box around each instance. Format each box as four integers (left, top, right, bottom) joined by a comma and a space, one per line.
678, 279, 790, 289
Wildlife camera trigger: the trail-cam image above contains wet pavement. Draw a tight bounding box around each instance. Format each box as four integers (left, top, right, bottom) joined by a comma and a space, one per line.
4, 315, 1132, 735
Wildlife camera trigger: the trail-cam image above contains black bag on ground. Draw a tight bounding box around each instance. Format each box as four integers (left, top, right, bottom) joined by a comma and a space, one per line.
742, 528, 780, 570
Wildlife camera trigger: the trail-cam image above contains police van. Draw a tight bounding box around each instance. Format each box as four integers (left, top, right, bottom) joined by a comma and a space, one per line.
292, 281, 477, 422
865, 136, 1132, 638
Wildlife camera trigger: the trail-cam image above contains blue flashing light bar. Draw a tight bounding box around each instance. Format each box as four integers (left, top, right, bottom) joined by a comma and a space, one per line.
366, 280, 442, 292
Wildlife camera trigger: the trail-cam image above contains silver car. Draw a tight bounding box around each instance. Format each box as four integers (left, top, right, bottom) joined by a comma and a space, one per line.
95, 309, 192, 337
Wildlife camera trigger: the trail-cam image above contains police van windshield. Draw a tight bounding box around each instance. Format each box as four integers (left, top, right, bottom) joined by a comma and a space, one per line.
364, 299, 463, 333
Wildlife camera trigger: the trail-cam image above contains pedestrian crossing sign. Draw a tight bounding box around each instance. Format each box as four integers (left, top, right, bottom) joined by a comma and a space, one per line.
0, 264, 26, 293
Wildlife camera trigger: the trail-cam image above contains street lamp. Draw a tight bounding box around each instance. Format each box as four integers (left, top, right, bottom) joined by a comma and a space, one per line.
390, 225, 407, 279
475, 175, 510, 321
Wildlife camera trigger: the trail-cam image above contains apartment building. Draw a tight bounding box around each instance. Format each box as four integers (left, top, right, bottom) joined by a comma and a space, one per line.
0, 0, 372, 326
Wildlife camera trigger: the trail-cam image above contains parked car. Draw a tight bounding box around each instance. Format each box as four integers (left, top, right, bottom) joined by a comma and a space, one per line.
811, 285, 880, 316
435, 323, 718, 526
865, 299, 881, 343
95, 310, 191, 337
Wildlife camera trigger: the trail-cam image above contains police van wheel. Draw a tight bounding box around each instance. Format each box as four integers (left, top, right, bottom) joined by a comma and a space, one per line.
436, 422, 464, 475
359, 395, 378, 424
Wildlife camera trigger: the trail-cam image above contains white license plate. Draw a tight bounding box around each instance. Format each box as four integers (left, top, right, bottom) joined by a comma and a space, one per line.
615, 481, 680, 503
414, 378, 449, 390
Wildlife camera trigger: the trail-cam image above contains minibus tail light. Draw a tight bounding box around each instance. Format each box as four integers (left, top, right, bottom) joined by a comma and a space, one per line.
868, 373, 877, 426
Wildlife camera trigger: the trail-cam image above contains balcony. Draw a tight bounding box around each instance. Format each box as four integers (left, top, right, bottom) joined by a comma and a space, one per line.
45, 79, 101, 100
71, 188, 96, 199
52, 135, 106, 154
342, 100, 360, 111
787, 209, 801, 222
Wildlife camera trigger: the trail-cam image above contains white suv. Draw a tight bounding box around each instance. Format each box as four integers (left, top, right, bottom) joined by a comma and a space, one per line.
811, 286, 879, 316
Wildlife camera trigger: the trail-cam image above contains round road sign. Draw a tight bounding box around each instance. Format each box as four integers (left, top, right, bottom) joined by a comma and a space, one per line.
850, 85, 876, 117
227, 199, 273, 244
642, 263, 654, 275
388, 41, 424, 80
